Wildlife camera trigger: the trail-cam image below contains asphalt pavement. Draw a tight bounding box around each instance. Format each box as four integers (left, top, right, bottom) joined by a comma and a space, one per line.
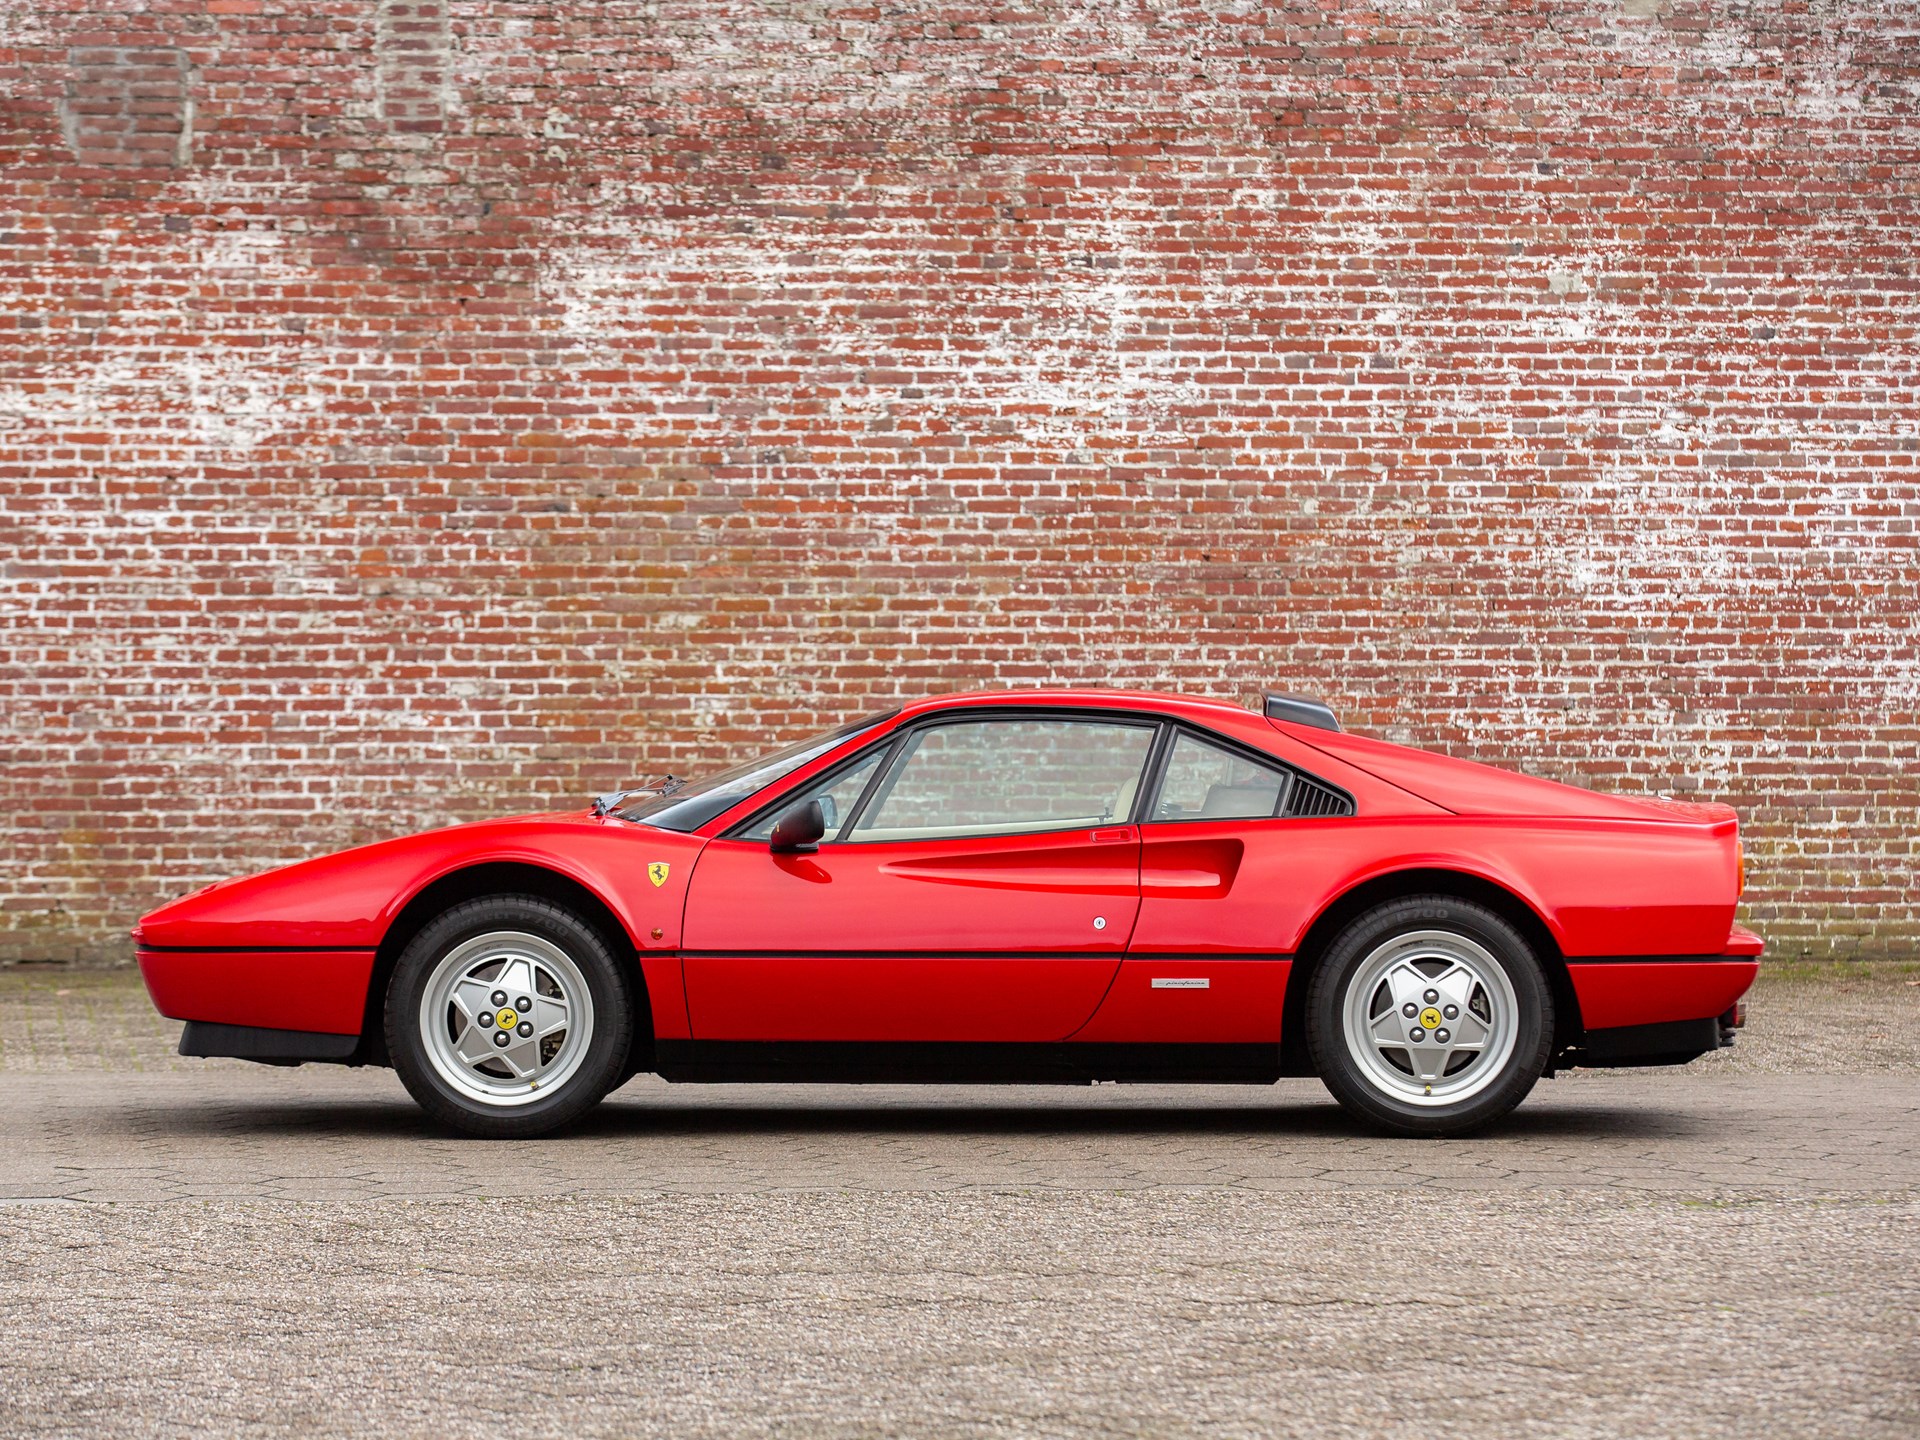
0, 966, 1915, 1438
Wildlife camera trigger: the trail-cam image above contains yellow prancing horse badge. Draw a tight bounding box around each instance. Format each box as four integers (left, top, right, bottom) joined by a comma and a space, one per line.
648, 861, 671, 888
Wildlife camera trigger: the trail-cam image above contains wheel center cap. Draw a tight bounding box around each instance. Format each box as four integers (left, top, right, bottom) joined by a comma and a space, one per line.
496, 1008, 519, 1030
1419, 1006, 1443, 1031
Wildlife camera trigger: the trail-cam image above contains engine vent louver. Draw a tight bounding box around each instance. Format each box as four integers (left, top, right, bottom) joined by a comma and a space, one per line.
1286, 775, 1355, 818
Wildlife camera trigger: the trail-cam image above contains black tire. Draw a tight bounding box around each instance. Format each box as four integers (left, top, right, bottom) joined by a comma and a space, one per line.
385, 894, 635, 1138
1306, 896, 1553, 1137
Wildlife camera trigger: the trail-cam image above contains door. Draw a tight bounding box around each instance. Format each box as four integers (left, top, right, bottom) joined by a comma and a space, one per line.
681, 714, 1156, 1042
1075, 728, 1299, 1044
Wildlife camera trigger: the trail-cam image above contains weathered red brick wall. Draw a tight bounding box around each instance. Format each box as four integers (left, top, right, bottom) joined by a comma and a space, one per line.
3, 1, 1916, 963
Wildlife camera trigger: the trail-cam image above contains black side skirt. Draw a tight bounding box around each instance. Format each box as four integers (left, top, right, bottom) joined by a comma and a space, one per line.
653, 1041, 1281, 1086
179, 1021, 362, 1067
1572, 1016, 1732, 1069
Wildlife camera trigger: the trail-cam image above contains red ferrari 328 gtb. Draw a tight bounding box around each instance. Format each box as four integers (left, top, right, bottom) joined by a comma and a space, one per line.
135, 690, 1761, 1138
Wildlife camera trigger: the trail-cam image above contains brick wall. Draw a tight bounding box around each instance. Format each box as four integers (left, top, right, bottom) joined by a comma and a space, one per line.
2, 1, 1916, 963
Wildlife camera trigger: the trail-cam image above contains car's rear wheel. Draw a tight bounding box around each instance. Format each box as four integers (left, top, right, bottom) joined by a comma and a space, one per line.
386, 895, 633, 1138
1306, 896, 1552, 1136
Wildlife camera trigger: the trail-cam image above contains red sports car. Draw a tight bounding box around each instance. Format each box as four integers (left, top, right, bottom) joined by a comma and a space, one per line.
135, 689, 1761, 1138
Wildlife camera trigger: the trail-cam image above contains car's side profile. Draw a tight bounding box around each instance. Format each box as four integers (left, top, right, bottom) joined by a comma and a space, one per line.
135, 689, 1761, 1137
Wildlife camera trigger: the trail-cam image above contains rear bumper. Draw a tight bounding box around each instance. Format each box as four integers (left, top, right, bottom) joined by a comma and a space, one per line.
137, 946, 374, 1037
1566, 929, 1761, 1069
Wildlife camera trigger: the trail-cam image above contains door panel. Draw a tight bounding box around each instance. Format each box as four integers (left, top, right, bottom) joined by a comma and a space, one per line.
1070, 957, 1291, 1044
684, 954, 1131, 1043
681, 827, 1141, 1042
1075, 818, 1295, 1044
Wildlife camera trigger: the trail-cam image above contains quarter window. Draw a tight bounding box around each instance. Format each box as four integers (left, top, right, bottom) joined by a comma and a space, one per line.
741, 749, 888, 842
847, 718, 1155, 842
1150, 732, 1289, 822
619, 710, 897, 832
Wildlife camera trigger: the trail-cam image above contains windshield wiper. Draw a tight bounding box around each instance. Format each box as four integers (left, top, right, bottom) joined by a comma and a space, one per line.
590, 774, 683, 817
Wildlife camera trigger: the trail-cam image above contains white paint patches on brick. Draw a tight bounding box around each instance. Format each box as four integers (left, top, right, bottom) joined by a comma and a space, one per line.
0, 207, 326, 462
0, 347, 318, 459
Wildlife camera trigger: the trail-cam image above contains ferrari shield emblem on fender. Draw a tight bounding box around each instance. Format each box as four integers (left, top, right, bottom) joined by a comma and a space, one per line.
647, 861, 670, 888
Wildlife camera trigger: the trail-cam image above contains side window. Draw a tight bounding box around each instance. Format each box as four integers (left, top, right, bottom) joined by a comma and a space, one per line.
848, 718, 1155, 842
1150, 732, 1289, 822
740, 749, 888, 842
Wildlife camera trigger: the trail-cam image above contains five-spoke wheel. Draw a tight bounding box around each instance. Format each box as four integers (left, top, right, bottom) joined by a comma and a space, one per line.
1342, 929, 1518, 1106
387, 895, 633, 1138
420, 931, 594, 1107
1309, 896, 1552, 1136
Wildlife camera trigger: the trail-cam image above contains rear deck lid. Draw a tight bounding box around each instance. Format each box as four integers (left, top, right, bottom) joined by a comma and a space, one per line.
1274, 723, 1736, 825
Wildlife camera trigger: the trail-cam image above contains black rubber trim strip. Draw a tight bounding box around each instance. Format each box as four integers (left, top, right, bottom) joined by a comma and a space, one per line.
1564, 954, 1757, 965
137, 944, 376, 955
1130, 722, 1178, 825
654, 1040, 1281, 1085
720, 704, 1352, 840
676, 949, 1294, 961
179, 1020, 360, 1063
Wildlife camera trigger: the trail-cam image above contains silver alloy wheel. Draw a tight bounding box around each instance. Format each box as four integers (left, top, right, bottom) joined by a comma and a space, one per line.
1340, 929, 1518, 1107
419, 930, 595, 1108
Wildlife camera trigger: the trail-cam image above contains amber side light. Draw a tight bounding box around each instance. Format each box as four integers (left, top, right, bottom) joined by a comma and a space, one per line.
1736, 838, 1746, 897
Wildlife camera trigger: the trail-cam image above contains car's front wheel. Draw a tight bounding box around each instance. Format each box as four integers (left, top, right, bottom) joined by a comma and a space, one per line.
1306, 896, 1553, 1136
386, 895, 634, 1138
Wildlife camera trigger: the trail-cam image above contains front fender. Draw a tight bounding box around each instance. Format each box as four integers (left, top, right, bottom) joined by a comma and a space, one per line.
136, 815, 706, 955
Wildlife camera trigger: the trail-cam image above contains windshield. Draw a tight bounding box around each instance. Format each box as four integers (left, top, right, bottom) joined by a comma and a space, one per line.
616, 710, 899, 832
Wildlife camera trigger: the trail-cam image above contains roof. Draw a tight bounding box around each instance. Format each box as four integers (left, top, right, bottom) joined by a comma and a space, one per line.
894, 687, 1259, 721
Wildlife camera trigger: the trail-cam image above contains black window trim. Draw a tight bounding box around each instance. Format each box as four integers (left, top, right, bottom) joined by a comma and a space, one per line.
719, 704, 1354, 844
1136, 721, 1354, 826
722, 705, 1166, 845
836, 707, 1166, 846
1139, 724, 1291, 825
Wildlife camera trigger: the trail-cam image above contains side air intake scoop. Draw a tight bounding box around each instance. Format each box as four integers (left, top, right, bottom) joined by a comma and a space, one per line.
1263, 693, 1341, 732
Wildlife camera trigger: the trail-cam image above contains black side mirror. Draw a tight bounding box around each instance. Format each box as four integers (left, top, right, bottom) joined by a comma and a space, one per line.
768, 799, 827, 854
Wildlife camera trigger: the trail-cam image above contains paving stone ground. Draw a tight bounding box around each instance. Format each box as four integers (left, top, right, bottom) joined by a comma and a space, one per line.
0, 966, 1915, 1438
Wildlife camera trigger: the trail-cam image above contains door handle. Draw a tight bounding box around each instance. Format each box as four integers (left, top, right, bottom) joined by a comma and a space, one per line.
1090, 826, 1137, 844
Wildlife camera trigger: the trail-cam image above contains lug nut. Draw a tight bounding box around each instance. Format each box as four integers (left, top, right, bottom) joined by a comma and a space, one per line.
515, 996, 532, 1013
1423, 989, 1439, 1004
478, 1012, 494, 1028
1444, 1004, 1459, 1020
491, 990, 507, 1007
1409, 1027, 1426, 1042
1436, 1028, 1451, 1043
517, 1021, 533, 1038
493, 1031, 511, 1048
1402, 1002, 1418, 1018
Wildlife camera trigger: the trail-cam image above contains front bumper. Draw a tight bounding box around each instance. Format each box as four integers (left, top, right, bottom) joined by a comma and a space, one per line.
136, 946, 375, 1037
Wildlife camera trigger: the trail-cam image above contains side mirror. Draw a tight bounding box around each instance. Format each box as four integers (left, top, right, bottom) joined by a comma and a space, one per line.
768, 799, 827, 855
